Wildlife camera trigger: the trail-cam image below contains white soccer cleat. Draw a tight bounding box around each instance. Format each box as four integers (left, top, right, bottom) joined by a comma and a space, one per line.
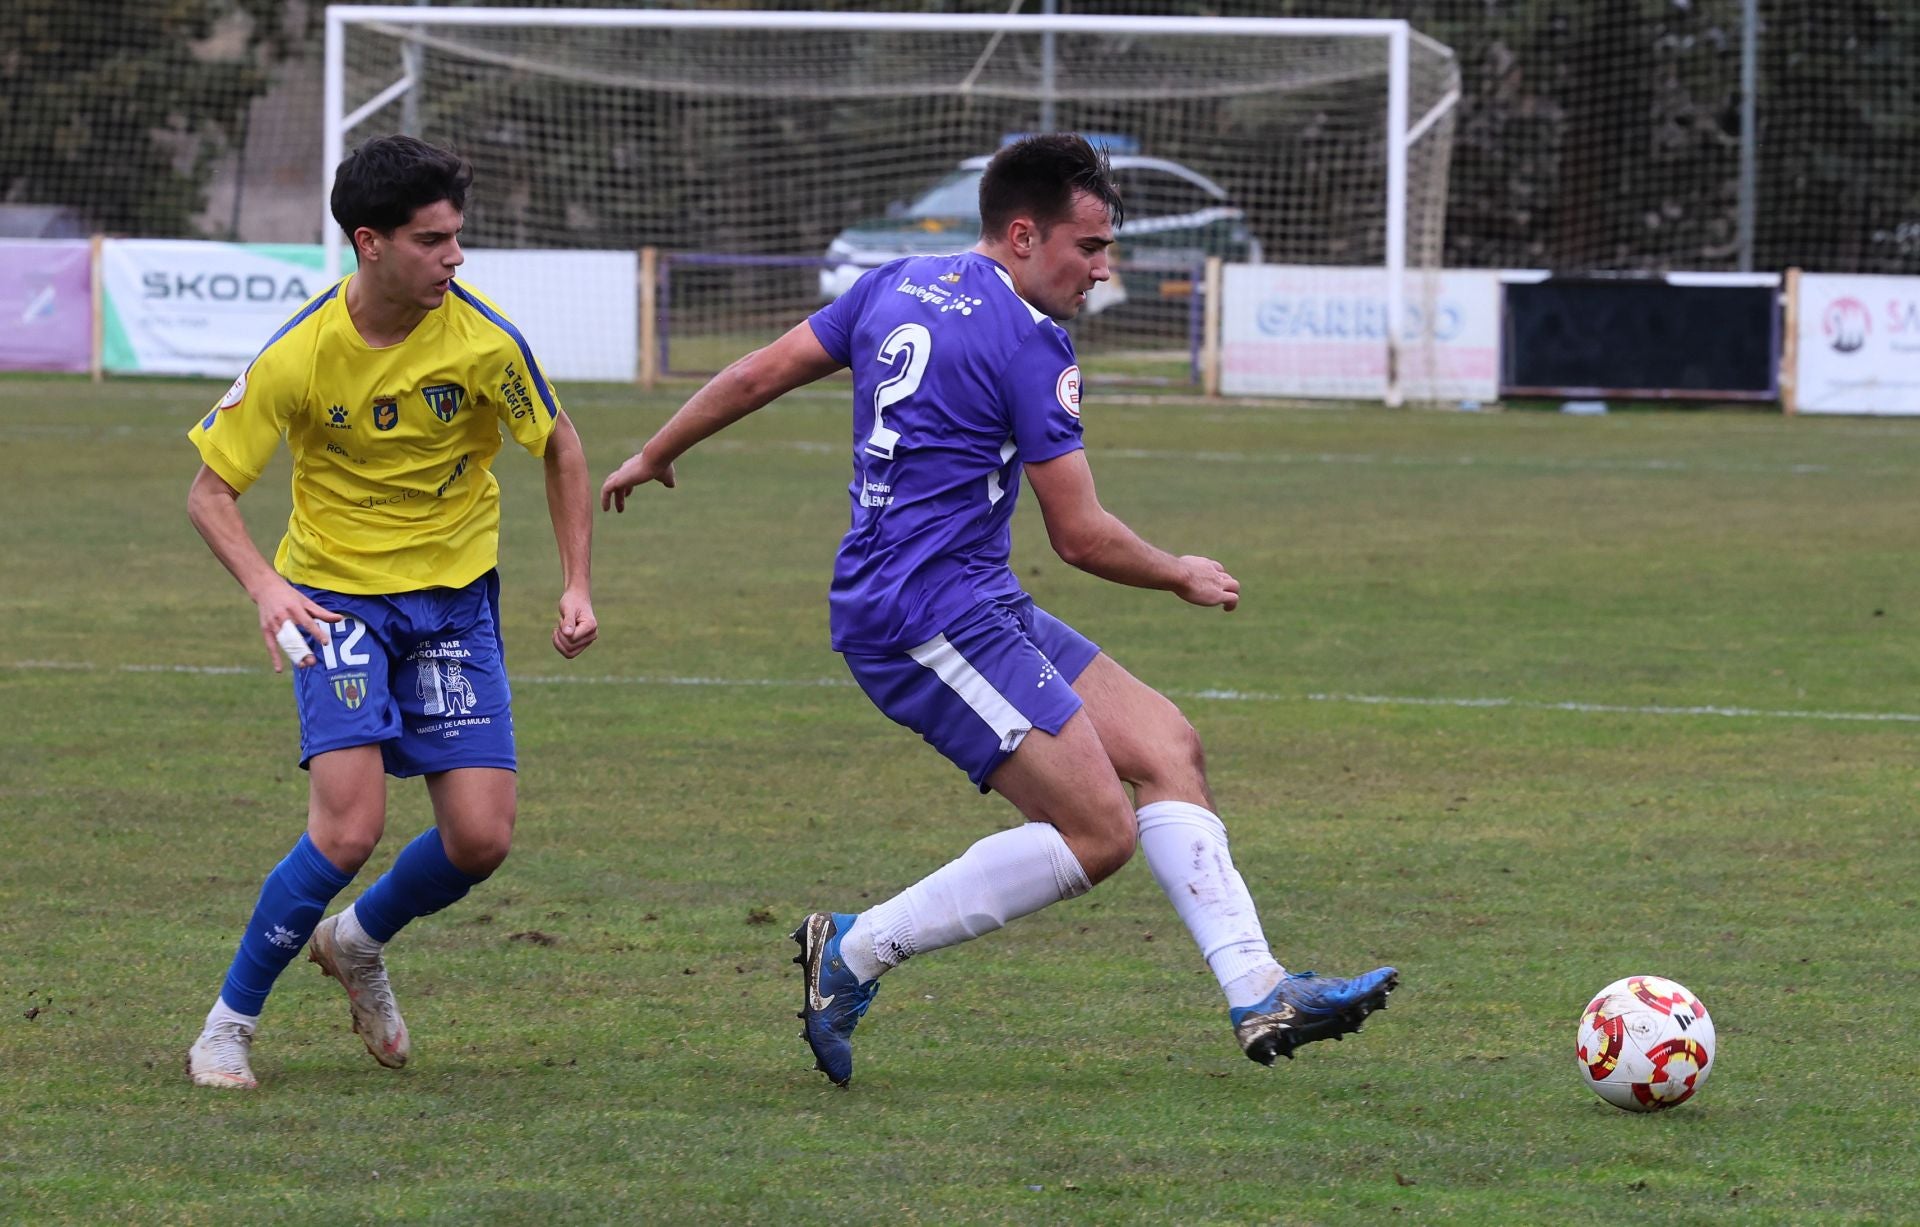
187, 1018, 259, 1089
307, 913, 411, 1069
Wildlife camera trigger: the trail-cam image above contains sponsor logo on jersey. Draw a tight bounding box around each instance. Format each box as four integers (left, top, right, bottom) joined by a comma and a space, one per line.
1056, 365, 1082, 418
332, 672, 369, 710
326, 404, 350, 428
372, 397, 399, 431
895, 274, 983, 318
422, 383, 466, 424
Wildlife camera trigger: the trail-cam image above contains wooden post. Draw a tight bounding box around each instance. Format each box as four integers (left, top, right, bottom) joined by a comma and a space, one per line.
1779, 266, 1799, 415
89, 234, 105, 383
638, 246, 658, 390
1200, 256, 1223, 398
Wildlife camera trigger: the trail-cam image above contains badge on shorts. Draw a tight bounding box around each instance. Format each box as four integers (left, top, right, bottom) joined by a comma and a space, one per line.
373, 397, 399, 431
422, 383, 465, 424
332, 672, 369, 710
1056, 365, 1081, 418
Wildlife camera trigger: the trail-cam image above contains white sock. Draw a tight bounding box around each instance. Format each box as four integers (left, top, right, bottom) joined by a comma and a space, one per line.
841, 822, 1092, 982
334, 902, 382, 953
206, 997, 259, 1033
1135, 800, 1283, 1009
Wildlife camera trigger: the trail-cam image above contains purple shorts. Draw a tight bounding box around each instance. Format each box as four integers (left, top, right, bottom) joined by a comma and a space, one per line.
287, 570, 516, 777
842, 596, 1100, 792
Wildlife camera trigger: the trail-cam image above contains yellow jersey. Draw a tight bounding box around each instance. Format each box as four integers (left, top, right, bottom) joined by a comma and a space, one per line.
189, 276, 560, 594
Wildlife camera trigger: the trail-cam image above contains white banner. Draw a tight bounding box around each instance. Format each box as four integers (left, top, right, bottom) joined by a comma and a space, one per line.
1220, 265, 1501, 402
100, 240, 635, 382
1791, 273, 1920, 415
457, 249, 637, 382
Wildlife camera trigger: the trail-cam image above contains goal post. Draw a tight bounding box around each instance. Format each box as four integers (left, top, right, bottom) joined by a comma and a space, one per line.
323, 6, 1457, 400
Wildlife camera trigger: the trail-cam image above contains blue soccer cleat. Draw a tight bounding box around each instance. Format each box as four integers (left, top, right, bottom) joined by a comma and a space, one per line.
791, 911, 881, 1087
1230, 966, 1399, 1065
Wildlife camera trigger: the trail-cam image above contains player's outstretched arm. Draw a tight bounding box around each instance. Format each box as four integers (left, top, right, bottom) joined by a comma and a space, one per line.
601, 321, 845, 512
1024, 450, 1239, 611
541, 410, 598, 659
186, 465, 343, 671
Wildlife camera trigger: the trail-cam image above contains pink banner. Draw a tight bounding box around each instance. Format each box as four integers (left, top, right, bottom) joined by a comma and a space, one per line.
0, 240, 93, 373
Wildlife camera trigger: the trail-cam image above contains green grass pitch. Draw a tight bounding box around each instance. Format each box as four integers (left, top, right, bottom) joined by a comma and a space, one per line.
4, 375, 1919, 1222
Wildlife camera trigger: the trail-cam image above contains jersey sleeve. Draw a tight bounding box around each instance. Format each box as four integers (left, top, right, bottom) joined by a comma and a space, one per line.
806, 277, 869, 366
454, 283, 561, 457
186, 349, 301, 493
999, 323, 1084, 464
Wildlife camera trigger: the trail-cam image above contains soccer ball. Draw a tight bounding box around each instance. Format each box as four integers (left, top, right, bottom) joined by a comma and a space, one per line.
1575, 975, 1715, 1111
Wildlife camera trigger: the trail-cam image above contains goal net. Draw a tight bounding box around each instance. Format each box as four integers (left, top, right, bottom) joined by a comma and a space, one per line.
327, 8, 1457, 397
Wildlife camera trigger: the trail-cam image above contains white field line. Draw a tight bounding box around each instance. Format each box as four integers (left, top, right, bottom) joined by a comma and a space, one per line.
24, 419, 1910, 479
12, 659, 1920, 724
700, 438, 1902, 479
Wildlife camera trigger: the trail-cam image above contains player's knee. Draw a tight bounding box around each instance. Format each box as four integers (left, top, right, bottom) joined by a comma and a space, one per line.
312, 825, 382, 875
1129, 711, 1207, 792
441, 824, 512, 877
1077, 811, 1138, 883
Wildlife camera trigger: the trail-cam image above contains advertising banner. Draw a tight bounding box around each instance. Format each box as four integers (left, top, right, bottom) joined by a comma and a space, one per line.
0, 240, 93, 373
100, 240, 637, 382
1220, 265, 1501, 401
457, 249, 637, 382
100, 240, 340, 377
1790, 272, 1920, 415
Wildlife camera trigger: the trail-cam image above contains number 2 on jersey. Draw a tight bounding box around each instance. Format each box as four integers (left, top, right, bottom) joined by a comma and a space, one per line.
866, 322, 931, 459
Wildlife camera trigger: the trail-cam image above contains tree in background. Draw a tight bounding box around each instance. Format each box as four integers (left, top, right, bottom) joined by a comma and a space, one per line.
0, 0, 309, 236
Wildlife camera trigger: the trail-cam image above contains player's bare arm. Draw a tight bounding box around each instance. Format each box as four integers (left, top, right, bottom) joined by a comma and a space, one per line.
186, 464, 342, 671
601, 321, 845, 511
541, 409, 598, 658
1023, 449, 1240, 610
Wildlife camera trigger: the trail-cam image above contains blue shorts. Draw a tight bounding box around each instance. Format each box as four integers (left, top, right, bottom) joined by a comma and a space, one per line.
288, 570, 516, 778
842, 597, 1101, 792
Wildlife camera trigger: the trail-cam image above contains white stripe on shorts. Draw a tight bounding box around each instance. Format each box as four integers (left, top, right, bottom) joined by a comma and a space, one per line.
908, 633, 1032, 753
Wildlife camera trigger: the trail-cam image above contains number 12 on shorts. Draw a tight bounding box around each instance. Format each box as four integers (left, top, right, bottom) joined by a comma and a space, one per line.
314, 617, 371, 670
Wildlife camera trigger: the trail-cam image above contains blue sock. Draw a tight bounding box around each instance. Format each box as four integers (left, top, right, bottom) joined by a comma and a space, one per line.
218, 834, 354, 1017
350, 826, 486, 944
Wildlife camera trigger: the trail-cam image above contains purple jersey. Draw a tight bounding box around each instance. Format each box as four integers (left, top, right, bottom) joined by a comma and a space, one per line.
808, 252, 1085, 652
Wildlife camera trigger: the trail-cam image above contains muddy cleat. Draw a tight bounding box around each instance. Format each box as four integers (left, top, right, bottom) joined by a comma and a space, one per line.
307, 912, 410, 1069
791, 911, 880, 1087
187, 1018, 259, 1089
1231, 967, 1399, 1065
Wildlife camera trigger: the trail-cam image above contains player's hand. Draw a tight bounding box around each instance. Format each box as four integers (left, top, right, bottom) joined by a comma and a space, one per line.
552, 589, 598, 659
251, 580, 343, 672
1173, 555, 1240, 611
600, 448, 676, 513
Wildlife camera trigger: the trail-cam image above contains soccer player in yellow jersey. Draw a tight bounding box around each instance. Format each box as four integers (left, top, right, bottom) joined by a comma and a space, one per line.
183, 136, 597, 1089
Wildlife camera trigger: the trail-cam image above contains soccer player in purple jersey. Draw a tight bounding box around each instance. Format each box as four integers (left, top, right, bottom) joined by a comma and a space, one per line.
602, 134, 1395, 1085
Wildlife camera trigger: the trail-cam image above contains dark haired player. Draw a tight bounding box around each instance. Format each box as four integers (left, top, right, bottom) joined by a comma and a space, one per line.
185, 135, 596, 1088
602, 134, 1393, 1086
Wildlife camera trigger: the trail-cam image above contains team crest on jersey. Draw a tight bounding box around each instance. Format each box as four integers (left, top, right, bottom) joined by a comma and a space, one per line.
422, 383, 466, 424
372, 397, 399, 431
1056, 365, 1082, 418
332, 672, 369, 710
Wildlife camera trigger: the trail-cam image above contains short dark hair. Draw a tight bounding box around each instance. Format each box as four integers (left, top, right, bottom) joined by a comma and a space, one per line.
329, 135, 473, 238
978, 133, 1125, 239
